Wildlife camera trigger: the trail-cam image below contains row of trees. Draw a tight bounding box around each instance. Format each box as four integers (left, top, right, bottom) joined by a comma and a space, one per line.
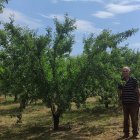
0, 2, 140, 129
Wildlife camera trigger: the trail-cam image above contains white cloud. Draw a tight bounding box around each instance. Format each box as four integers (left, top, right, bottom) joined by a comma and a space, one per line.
93, 11, 114, 18
112, 21, 120, 25
111, 0, 140, 5
0, 8, 43, 29
51, 0, 103, 3
75, 19, 102, 33
51, 0, 59, 3
40, 13, 101, 34
92, 1, 140, 19
106, 3, 140, 14
62, 0, 103, 2
40, 14, 64, 21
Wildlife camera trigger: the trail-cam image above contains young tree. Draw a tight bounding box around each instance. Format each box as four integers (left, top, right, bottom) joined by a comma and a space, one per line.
0, 18, 49, 122
0, 15, 77, 129
82, 29, 138, 108
43, 14, 77, 130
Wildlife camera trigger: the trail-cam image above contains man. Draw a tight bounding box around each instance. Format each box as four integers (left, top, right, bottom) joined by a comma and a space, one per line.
118, 66, 140, 139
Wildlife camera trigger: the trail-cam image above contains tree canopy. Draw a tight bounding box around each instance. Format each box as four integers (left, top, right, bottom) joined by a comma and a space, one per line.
0, 14, 139, 129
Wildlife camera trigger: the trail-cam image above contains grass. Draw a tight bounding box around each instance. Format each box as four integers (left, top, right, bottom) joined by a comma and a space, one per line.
0, 96, 125, 140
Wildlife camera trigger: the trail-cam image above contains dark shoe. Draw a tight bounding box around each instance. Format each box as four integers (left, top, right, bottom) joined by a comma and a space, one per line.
132, 134, 140, 139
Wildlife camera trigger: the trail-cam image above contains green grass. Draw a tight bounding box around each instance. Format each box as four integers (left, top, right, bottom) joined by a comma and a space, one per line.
0, 96, 124, 140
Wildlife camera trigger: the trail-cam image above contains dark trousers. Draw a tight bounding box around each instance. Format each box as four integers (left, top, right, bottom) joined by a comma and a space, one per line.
123, 103, 139, 135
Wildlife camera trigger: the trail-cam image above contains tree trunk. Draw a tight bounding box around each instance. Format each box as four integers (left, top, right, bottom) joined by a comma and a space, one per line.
19, 98, 27, 111
4, 93, 7, 100
16, 98, 27, 123
53, 113, 60, 130
104, 97, 109, 108
14, 93, 18, 102
105, 102, 109, 108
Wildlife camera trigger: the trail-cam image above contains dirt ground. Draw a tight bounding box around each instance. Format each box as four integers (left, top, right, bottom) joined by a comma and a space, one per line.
0, 98, 138, 140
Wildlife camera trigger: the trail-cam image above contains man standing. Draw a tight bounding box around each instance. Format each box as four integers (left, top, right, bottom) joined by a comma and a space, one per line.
118, 66, 140, 139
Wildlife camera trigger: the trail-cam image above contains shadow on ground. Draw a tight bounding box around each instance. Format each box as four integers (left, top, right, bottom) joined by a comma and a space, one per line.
0, 123, 106, 140
0, 104, 122, 140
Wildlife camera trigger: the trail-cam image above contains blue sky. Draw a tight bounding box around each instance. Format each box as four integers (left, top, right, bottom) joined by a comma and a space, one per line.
0, 0, 140, 55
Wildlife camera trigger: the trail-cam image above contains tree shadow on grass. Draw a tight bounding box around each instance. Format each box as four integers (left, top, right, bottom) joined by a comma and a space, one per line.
51, 126, 105, 140
64, 106, 122, 125
0, 100, 15, 105
0, 105, 46, 117
0, 105, 122, 140
0, 107, 20, 116
0, 122, 106, 140
0, 125, 51, 140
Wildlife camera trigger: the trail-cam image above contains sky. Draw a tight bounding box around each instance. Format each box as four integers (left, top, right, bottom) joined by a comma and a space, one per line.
0, 0, 140, 55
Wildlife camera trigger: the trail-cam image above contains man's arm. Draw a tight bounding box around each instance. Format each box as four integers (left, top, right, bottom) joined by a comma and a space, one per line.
136, 87, 140, 104
134, 78, 140, 104
118, 89, 122, 106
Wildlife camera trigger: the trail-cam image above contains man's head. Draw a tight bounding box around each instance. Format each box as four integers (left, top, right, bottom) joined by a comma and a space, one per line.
122, 66, 131, 78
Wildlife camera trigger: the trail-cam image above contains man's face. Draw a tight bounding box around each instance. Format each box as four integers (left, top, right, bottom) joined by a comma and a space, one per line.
122, 68, 130, 77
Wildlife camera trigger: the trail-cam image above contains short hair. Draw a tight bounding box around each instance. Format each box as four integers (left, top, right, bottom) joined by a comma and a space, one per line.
122, 66, 131, 72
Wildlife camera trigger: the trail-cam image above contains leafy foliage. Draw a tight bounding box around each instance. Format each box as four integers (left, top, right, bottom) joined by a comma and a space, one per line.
0, 0, 9, 12
0, 14, 139, 129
